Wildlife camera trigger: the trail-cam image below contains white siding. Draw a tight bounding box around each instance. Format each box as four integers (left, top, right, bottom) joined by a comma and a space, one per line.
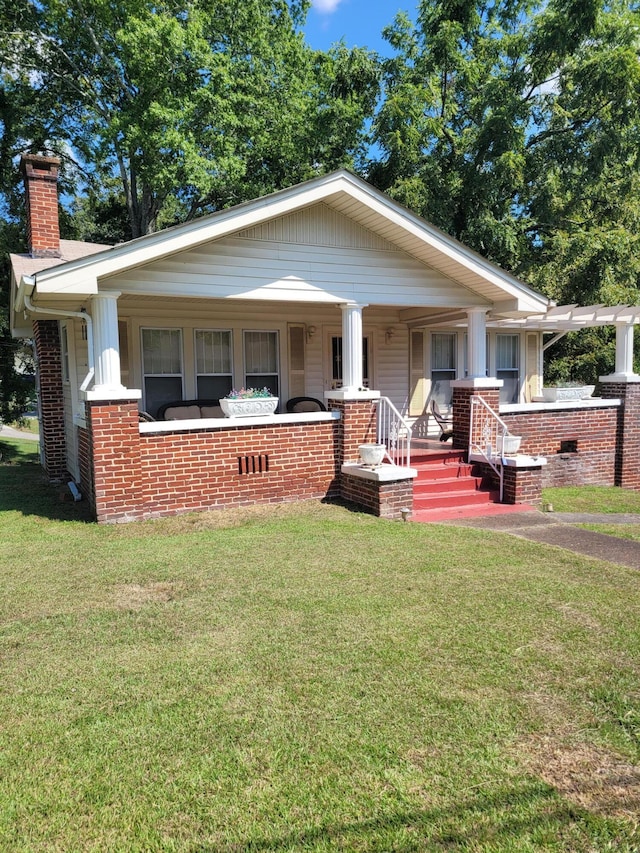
107, 203, 488, 309
118, 300, 411, 410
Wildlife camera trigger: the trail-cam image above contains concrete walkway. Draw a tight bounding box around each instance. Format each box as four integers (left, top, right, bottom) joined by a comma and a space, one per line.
0, 424, 40, 441
443, 510, 640, 570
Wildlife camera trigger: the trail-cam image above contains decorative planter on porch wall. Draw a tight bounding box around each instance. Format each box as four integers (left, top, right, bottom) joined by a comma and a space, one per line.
219, 397, 278, 417
540, 385, 595, 402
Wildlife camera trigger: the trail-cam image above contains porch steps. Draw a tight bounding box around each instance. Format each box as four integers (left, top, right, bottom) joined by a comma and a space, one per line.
410, 448, 536, 523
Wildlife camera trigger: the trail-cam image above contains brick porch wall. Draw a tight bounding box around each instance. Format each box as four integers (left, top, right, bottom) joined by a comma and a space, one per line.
452, 385, 501, 451
501, 405, 619, 488
84, 398, 342, 522
86, 400, 144, 522
601, 380, 640, 489
327, 398, 377, 462
33, 319, 67, 481
82, 395, 415, 523
140, 420, 340, 518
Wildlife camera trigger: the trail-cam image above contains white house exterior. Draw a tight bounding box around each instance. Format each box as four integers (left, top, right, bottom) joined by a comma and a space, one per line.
10, 155, 640, 522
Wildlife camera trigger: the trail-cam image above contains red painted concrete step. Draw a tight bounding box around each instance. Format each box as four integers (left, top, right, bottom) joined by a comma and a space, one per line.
411, 447, 496, 513
409, 446, 535, 522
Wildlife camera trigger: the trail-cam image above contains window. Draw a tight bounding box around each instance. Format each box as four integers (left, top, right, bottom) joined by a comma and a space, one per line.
142, 328, 183, 417
496, 334, 519, 403
195, 330, 233, 399
331, 336, 370, 388
244, 330, 279, 396
431, 333, 456, 408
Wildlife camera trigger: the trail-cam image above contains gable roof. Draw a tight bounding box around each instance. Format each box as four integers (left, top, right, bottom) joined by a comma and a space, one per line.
13, 170, 550, 315
10, 239, 110, 281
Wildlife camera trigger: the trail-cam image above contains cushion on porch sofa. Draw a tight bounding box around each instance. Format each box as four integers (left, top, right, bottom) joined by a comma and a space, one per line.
156, 399, 224, 421
200, 405, 224, 419
163, 404, 202, 421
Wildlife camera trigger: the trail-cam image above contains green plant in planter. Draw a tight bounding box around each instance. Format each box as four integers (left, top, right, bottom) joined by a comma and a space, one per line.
224, 387, 273, 399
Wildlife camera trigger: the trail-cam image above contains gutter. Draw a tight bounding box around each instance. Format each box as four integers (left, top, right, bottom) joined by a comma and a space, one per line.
21, 275, 95, 392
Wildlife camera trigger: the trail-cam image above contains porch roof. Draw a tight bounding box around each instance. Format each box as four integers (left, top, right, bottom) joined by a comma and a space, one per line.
16, 170, 550, 316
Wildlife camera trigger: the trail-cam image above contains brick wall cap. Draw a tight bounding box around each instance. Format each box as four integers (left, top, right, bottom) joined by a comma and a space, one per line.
599, 373, 640, 384
83, 387, 142, 401
451, 378, 504, 389
140, 410, 339, 433
470, 451, 547, 467
501, 398, 620, 414
342, 462, 418, 481
325, 389, 381, 401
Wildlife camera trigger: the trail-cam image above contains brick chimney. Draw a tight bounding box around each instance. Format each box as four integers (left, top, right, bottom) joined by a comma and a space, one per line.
20, 153, 61, 258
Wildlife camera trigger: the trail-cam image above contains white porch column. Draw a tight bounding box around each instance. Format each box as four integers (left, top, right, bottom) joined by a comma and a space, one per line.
615, 321, 636, 377
91, 291, 125, 393
341, 302, 367, 391
600, 321, 639, 381
467, 308, 488, 379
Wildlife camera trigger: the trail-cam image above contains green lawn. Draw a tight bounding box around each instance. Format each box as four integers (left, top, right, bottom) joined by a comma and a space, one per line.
542, 485, 640, 514
542, 486, 640, 543
1, 438, 639, 851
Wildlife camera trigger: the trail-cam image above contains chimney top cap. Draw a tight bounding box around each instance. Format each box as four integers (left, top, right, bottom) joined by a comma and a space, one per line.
20, 153, 61, 177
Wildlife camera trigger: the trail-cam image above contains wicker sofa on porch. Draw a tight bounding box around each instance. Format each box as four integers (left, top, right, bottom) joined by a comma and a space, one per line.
156, 399, 224, 420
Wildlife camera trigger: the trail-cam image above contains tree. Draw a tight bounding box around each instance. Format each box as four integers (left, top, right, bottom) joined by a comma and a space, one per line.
3, 0, 379, 238
0, 0, 379, 417
368, 0, 640, 378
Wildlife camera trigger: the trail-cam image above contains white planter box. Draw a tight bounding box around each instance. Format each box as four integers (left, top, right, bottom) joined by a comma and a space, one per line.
496, 434, 522, 456
358, 443, 386, 467
541, 385, 595, 402
220, 397, 278, 417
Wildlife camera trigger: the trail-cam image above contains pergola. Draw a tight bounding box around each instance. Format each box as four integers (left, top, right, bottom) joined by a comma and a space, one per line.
492, 304, 640, 380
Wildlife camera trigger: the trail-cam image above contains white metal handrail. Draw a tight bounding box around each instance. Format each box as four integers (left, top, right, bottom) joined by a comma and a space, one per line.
374, 397, 412, 468
469, 396, 511, 501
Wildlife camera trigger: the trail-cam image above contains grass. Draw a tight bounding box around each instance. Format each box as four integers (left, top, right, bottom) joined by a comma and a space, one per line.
542, 486, 640, 542
1, 438, 640, 851
542, 486, 640, 514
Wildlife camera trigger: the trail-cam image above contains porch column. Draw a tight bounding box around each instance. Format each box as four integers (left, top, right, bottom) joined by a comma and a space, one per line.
614, 321, 637, 378
340, 302, 367, 391
467, 308, 488, 379
91, 291, 124, 394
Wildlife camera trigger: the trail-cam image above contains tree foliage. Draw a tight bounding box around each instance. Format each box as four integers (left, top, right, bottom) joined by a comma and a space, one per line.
2, 0, 379, 238
368, 0, 640, 377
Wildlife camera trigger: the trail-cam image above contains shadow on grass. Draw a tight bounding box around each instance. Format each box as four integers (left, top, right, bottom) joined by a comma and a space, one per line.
0, 438, 92, 523
204, 781, 611, 851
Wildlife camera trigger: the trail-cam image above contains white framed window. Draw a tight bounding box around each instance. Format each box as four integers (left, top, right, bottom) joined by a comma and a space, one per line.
195, 329, 233, 400
142, 327, 183, 417
244, 330, 279, 396
431, 332, 456, 408
496, 334, 520, 403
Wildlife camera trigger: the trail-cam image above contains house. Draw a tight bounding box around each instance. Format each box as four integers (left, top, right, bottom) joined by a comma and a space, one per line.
9, 154, 640, 522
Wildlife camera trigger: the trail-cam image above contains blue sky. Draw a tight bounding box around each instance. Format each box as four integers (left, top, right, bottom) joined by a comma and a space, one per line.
303, 0, 416, 54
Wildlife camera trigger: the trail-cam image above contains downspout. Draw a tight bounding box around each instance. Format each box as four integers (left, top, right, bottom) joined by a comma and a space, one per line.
22, 279, 95, 391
